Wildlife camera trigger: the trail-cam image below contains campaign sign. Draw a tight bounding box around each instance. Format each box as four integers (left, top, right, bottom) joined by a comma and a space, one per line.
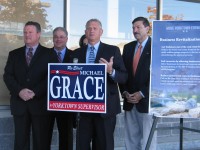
47, 63, 107, 113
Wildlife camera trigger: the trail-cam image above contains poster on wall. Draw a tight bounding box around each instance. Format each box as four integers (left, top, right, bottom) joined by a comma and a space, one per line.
48, 63, 107, 113
150, 21, 200, 118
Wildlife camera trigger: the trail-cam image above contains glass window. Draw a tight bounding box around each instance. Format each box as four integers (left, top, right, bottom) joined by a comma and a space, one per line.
67, 0, 157, 51
162, 0, 200, 21
0, 0, 64, 105
67, 0, 157, 106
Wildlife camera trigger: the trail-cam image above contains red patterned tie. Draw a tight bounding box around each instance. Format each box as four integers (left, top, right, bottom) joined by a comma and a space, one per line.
133, 45, 142, 75
26, 48, 33, 66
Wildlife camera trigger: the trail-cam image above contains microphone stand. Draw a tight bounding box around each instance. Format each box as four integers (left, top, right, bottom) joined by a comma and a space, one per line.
73, 58, 80, 150
76, 112, 81, 150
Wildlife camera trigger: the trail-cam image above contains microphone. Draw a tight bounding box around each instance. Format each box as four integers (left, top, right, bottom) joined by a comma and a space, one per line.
74, 57, 80, 150
73, 58, 78, 63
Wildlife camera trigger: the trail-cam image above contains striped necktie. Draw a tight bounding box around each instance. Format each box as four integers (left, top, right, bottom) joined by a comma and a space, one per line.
26, 48, 33, 66
57, 52, 62, 63
88, 46, 95, 63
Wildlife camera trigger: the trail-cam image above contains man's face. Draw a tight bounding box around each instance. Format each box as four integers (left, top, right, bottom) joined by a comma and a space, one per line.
132, 21, 149, 42
23, 25, 40, 47
53, 30, 68, 50
85, 21, 103, 45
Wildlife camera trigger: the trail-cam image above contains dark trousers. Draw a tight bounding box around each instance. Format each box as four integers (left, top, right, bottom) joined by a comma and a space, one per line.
78, 114, 116, 150
13, 112, 51, 150
48, 112, 74, 150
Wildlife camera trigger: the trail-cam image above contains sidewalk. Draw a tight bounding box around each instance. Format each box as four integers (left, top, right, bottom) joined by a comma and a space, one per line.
1, 109, 200, 150
51, 113, 200, 150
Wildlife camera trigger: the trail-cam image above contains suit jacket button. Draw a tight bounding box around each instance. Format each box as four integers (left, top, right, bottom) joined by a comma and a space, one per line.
27, 78, 30, 82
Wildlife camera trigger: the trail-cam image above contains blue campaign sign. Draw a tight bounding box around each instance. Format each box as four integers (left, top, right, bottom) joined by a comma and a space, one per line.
47, 63, 107, 113
150, 21, 200, 118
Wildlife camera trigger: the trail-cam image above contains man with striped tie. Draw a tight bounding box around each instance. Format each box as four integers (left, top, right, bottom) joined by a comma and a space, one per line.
3, 21, 58, 150
72, 18, 128, 150
48, 27, 74, 150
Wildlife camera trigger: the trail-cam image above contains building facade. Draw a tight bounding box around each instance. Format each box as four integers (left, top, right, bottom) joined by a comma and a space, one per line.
1, 0, 200, 149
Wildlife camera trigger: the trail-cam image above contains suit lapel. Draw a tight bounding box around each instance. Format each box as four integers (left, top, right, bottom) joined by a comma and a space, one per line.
82, 46, 87, 63
128, 42, 137, 75
28, 44, 42, 67
19, 46, 29, 68
63, 47, 70, 63
76, 46, 87, 63
136, 37, 151, 73
139, 38, 151, 62
95, 42, 104, 63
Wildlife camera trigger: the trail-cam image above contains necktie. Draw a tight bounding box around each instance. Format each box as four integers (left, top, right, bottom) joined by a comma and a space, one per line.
57, 52, 62, 63
26, 48, 33, 66
88, 46, 95, 63
133, 44, 142, 75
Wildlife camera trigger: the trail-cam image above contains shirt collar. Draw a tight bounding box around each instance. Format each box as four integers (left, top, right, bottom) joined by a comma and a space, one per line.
26, 44, 38, 54
54, 47, 67, 55
88, 41, 100, 51
137, 37, 149, 48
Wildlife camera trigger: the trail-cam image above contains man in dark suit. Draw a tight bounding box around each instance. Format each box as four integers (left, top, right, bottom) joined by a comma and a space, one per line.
72, 18, 127, 150
3, 21, 57, 150
119, 17, 157, 150
48, 27, 74, 150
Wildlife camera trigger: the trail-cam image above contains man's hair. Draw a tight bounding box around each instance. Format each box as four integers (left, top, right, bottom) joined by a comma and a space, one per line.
132, 17, 150, 27
25, 21, 41, 33
53, 27, 68, 37
86, 18, 102, 29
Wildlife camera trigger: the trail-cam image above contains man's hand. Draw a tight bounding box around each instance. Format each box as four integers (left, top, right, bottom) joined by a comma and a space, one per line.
123, 91, 142, 104
19, 88, 35, 101
99, 56, 114, 74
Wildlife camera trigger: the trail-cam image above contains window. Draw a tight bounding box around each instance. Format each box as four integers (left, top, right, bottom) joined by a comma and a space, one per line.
162, 0, 200, 21
1, 0, 198, 106
67, 0, 156, 51
0, 0, 64, 105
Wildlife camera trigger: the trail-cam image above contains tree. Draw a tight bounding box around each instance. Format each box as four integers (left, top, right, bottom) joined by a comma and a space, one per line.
0, 0, 51, 31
